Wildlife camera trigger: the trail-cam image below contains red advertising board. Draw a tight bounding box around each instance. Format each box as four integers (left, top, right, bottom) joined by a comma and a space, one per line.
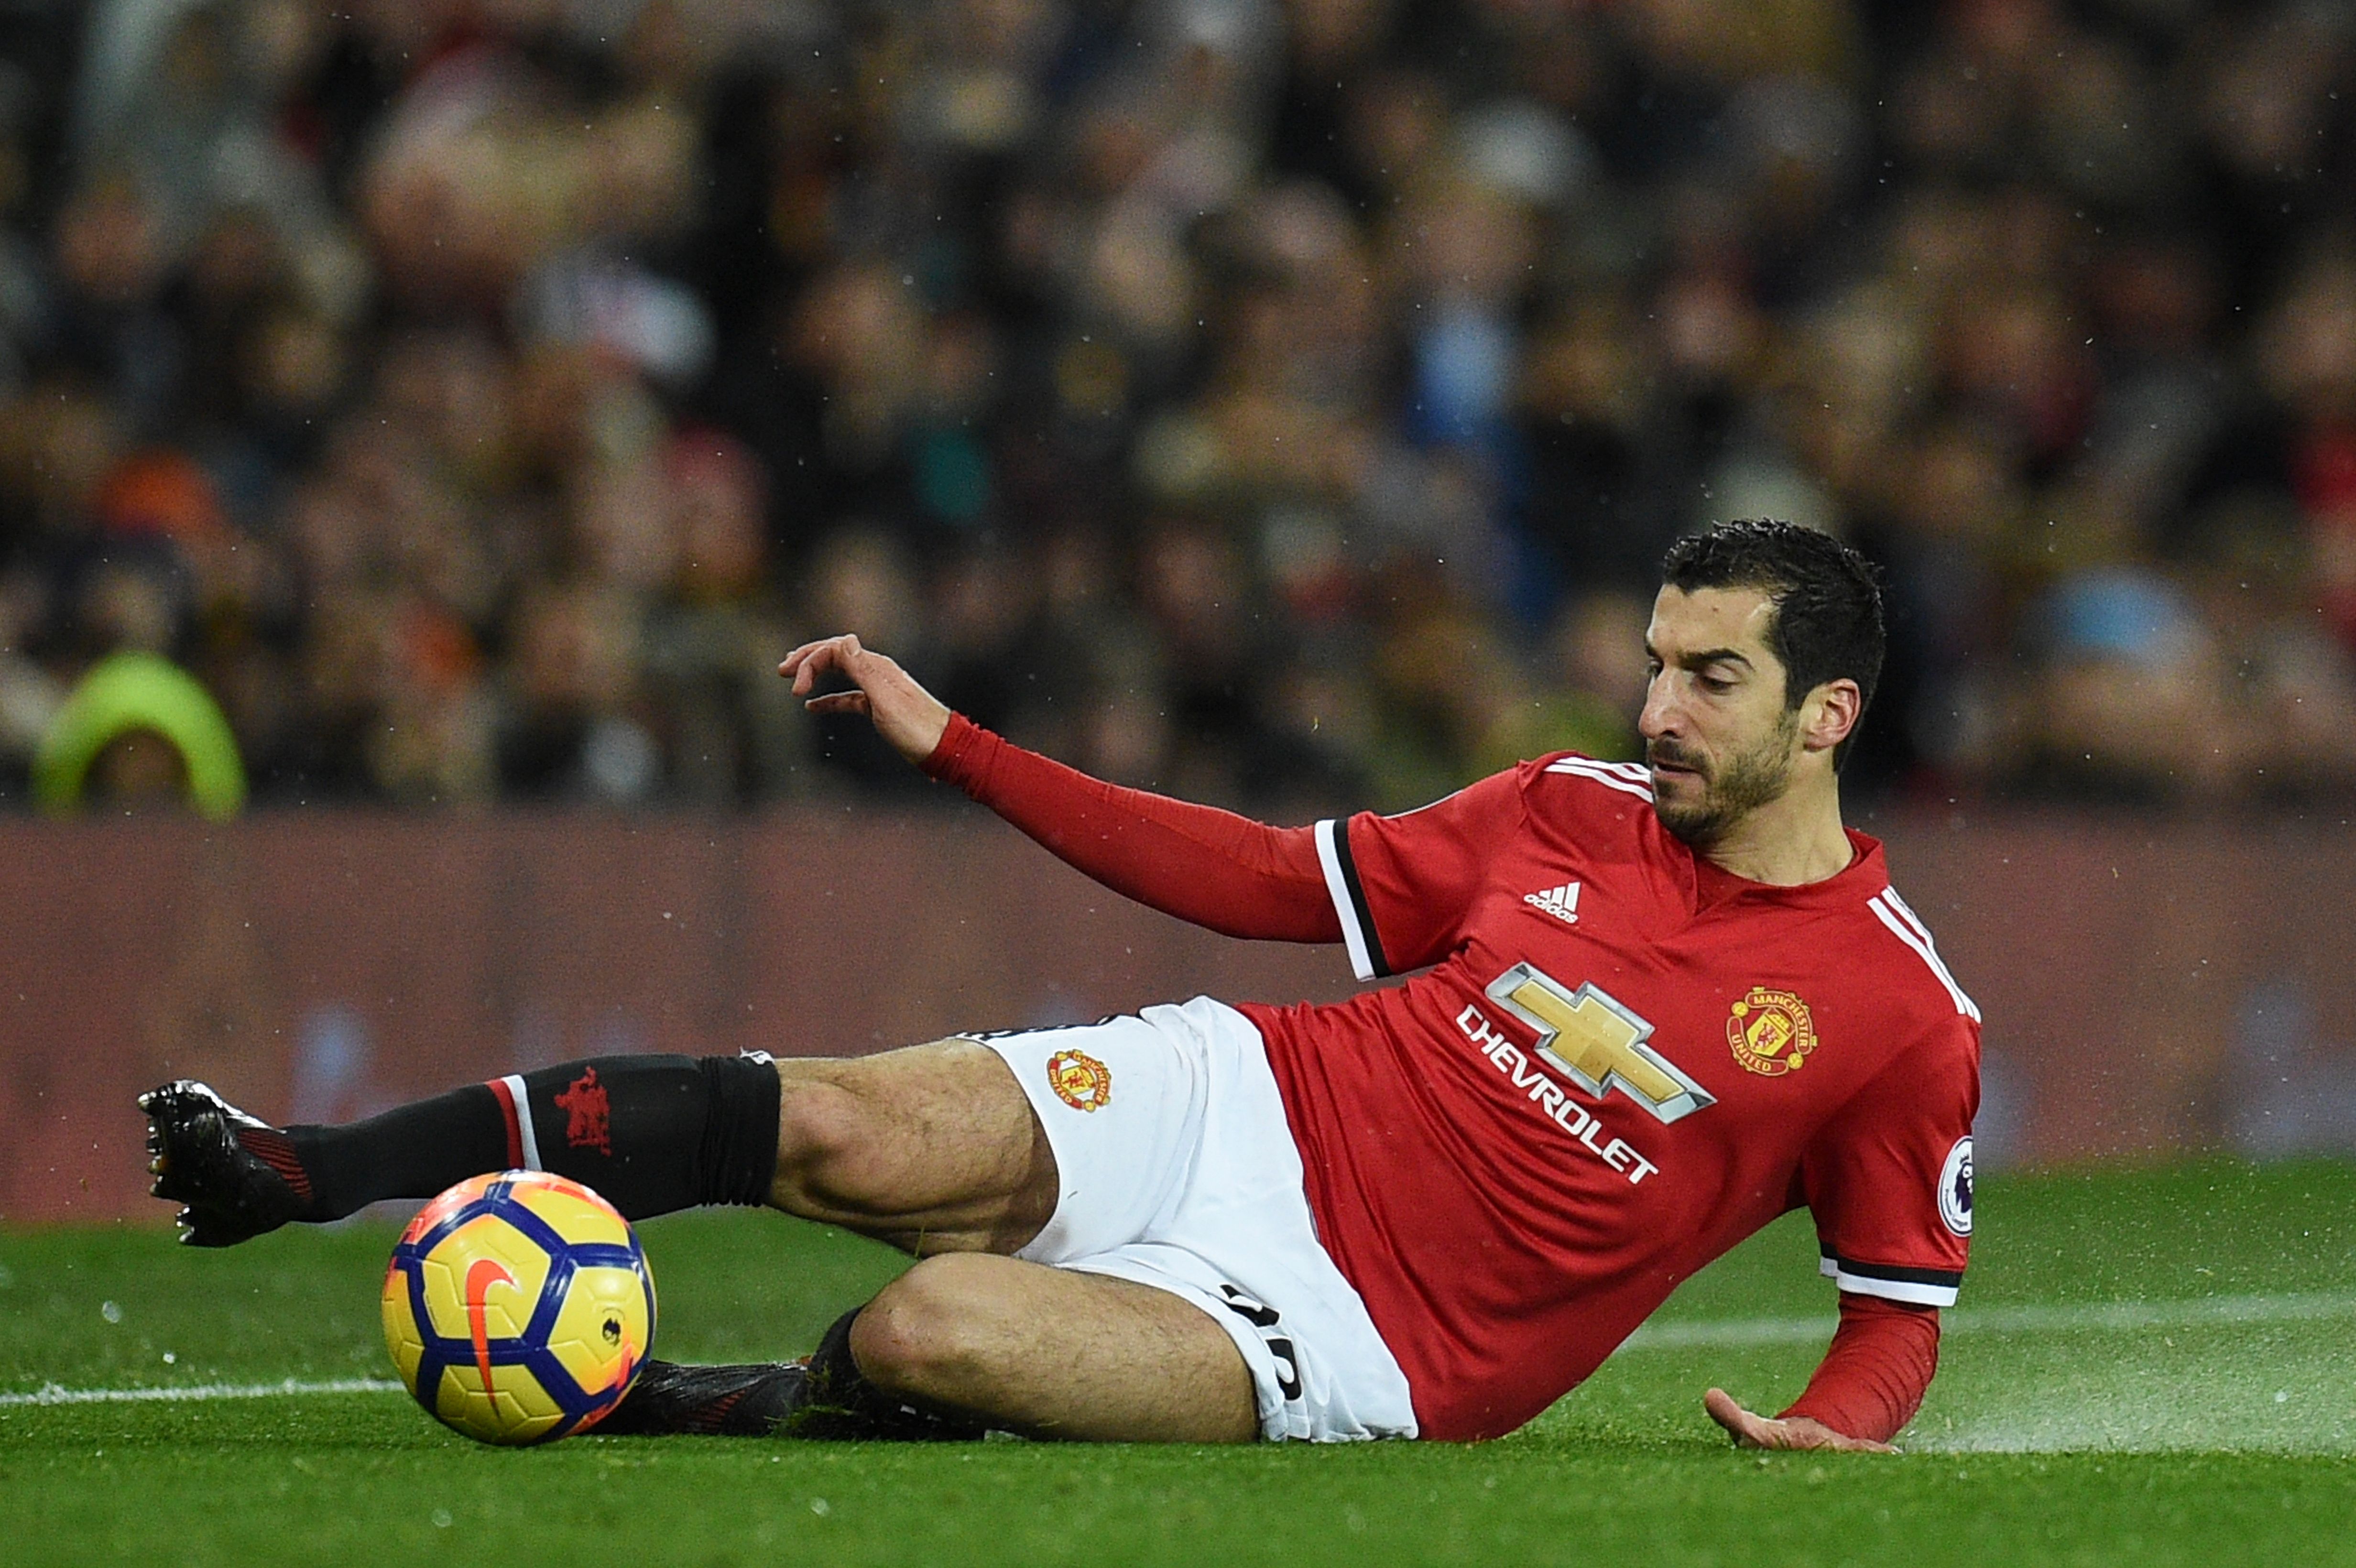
5, 810, 2352, 1223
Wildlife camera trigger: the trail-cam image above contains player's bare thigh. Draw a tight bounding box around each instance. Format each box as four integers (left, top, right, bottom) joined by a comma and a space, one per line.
852, 1252, 1260, 1443
767, 1038, 1058, 1256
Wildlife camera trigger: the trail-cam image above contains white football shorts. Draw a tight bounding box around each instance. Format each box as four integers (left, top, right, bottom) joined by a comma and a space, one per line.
966, 996, 1418, 1442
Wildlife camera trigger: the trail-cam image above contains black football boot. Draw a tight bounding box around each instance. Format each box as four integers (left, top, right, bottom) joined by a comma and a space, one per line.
137, 1080, 305, 1246
591, 1359, 815, 1436
596, 1311, 988, 1440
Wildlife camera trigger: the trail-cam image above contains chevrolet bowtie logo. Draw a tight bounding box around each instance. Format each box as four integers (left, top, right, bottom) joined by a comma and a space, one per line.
1485, 964, 1716, 1124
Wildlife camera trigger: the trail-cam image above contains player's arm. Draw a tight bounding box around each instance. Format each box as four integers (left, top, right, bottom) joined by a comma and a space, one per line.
1703, 1295, 1936, 1452
1707, 1017, 1978, 1452
779, 635, 1337, 940
782, 634, 1516, 959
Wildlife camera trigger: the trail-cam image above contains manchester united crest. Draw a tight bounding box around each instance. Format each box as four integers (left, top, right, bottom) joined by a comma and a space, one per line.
1046, 1048, 1113, 1112
1727, 987, 1818, 1076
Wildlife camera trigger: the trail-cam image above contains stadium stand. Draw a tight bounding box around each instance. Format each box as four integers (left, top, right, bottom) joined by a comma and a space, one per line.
0, 0, 2351, 814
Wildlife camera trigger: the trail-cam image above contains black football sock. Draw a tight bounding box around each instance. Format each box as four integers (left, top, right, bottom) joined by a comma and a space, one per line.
237, 1054, 781, 1222
787, 1308, 989, 1441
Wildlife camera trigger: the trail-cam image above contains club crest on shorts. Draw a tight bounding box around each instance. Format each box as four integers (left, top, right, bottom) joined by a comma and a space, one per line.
1726, 987, 1817, 1076
1045, 1049, 1112, 1112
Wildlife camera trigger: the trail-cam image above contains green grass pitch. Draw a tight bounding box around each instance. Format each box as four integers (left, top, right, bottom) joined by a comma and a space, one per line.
5, 1159, 2354, 1567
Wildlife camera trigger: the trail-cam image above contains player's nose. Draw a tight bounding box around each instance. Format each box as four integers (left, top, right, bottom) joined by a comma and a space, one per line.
1637, 672, 1680, 741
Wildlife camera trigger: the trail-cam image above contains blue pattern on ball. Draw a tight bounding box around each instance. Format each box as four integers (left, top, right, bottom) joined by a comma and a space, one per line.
387, 1175, 655, 1442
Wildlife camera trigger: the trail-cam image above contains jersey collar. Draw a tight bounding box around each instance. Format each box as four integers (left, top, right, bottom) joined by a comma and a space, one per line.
1683, 827, 1887, 911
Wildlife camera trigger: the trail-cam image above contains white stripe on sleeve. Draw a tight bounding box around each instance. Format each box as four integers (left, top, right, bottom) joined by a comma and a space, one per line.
1868, 894, 1981, 1021
1315, 818, 1377, 983
1832, 1267, 1961, 1308
1542, 759, 1654, 802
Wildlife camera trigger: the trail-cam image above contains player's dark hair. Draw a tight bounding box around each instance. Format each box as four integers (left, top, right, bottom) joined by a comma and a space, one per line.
1659, 520, 1885, 769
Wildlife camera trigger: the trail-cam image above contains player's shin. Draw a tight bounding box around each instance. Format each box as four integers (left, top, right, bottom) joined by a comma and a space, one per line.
255, 1054, 782, 1222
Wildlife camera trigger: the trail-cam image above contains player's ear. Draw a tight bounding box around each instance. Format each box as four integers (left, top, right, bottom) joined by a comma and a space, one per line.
1799, 678, 1861, 755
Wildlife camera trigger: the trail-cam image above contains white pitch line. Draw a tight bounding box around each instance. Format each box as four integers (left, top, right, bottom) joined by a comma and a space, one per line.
11, 1292, 2353, 1404
0, 1377, 403, 1407
1622, 1289, 2356, 1351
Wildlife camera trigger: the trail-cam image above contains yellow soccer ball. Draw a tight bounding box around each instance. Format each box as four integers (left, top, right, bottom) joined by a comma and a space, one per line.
381, 1171, 655, 1445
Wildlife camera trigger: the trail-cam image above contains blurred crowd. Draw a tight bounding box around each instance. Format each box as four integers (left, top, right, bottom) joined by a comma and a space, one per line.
1, 0, 2354, 816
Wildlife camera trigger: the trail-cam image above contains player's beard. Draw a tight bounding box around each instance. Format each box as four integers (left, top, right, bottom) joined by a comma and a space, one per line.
1648, 706, 1800, 849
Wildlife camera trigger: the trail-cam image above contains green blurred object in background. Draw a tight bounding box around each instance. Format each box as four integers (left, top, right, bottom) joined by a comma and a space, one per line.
32, 651, 246, 822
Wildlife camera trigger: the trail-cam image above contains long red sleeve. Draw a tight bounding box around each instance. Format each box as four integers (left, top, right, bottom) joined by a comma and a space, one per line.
1779, 1295, 1941, 1444
922, 713, 1342, 943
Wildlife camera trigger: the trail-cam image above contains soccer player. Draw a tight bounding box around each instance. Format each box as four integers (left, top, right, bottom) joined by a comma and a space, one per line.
141, 520, 1978, 1450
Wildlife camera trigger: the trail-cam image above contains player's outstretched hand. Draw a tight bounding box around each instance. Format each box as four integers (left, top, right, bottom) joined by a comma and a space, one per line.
778, 635, 951, 766
1702, 1387, 1896, 1453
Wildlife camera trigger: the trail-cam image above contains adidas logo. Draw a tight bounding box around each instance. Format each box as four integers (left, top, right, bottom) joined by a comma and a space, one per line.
1524, 882, 1581, 925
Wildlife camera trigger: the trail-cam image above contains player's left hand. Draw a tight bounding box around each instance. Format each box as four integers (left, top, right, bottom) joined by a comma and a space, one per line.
1702, 1387, 1896, 1453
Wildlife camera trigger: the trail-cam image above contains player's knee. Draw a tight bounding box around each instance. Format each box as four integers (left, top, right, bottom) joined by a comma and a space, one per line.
769, 1078, 888, 1213
850, 1255, 1001, 1397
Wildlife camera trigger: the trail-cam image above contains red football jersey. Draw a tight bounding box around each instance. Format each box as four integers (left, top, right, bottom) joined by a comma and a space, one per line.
1234, 754, 1981, 1441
